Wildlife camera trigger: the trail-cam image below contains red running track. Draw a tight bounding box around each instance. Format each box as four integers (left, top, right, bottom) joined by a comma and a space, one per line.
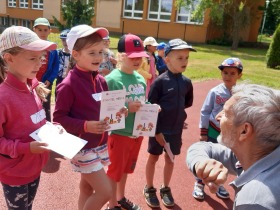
0, 79, 235, 210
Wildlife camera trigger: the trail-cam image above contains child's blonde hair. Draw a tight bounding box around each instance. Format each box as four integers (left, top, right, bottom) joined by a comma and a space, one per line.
0, 47, 50, 102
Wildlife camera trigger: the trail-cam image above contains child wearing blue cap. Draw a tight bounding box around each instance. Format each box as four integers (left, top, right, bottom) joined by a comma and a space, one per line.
155, 42, 168, 75
55, 29, 71, 90
192, 57, 243, 201
144, 38, 195, 208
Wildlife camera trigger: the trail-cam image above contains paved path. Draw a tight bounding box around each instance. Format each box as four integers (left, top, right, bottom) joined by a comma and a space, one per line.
0, 79, 236, 210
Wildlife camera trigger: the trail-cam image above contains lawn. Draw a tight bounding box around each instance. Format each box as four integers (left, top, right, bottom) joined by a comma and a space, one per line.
49, 33, 280, 90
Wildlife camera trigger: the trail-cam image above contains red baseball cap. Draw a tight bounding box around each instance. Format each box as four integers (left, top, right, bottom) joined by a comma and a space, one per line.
117, 34, 148, 58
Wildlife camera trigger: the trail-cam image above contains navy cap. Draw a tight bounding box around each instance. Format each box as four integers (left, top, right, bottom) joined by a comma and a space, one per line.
60, 29, 70, 39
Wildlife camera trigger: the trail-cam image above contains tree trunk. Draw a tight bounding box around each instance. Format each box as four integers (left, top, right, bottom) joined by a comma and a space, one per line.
231, 10, 241, 50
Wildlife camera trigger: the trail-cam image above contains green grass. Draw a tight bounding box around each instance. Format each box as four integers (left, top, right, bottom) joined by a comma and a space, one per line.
49, 33, 280, 92
257, 34, 273, 44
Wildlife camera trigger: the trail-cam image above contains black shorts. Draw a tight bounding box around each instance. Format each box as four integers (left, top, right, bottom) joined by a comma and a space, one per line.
148, 133, 182, 155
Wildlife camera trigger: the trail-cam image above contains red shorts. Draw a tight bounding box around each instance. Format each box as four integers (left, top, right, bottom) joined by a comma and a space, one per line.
107, 134, 143, 182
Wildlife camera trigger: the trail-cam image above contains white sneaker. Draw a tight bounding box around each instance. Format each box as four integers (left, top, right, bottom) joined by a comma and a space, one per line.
192, 182, 205, 200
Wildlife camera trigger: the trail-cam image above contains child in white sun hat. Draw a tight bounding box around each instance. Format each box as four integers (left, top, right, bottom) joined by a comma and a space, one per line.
54, 24, 127, 210
0, 26, 57, 210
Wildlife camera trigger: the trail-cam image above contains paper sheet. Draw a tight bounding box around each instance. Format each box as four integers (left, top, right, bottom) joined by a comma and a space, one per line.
99, 89, 126, 131
132, 104, 159, 137
30, 122, 87, 159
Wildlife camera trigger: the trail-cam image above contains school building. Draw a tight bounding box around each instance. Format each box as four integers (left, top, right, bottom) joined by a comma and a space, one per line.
0, 0, 265, 43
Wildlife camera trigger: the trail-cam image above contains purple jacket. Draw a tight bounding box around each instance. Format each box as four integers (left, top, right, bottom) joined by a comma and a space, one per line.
53, 66, 108, 149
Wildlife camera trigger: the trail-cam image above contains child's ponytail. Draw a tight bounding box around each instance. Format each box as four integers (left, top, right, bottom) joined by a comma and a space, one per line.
35, 82, 51, 102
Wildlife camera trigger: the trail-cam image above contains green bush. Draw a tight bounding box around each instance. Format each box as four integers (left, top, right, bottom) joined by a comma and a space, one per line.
266, 24, 280, 69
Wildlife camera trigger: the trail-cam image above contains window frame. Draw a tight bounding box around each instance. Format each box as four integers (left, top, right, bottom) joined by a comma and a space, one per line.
148, 0, 172, 22
32, 0, 43, 10
19, 0, 29, 8
8, 0, 17, 8
123, 0, 144, 20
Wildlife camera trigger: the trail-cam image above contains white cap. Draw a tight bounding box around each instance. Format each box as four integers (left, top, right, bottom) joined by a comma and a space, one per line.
0, 26, 57, 53
66, 24, 109, 52
143, 37, 159, 47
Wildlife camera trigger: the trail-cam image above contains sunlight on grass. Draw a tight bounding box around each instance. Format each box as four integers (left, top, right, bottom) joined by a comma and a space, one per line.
49, 33, 280, 93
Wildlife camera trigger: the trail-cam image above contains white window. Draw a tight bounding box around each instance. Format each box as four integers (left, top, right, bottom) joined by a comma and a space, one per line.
148, 0, 172, 22
22, 19, 31, 27
176, 0, 202, 24
20, 0, 29, 8
123, 0, 144, 19
8, 0, 16, 7
32, 0, 43, 10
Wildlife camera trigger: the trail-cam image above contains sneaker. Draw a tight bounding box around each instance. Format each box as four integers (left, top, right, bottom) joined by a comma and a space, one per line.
192, 182, 205, 200
159, 185, 174, 207
143, 185, 160, 208
216, 185, 230, 199
118, 197, 141, 210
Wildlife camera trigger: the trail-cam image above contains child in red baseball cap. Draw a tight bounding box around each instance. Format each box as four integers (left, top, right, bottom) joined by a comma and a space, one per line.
105, 33, 149, 210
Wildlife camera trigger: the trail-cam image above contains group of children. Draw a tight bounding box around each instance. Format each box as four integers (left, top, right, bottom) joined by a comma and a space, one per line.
0, 19, 244, 210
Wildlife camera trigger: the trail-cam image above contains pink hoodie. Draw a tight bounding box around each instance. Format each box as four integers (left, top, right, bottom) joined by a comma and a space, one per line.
0, 73, 49, 185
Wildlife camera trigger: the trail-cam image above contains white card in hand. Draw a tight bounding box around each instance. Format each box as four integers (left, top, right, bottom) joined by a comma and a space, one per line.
30, 122, 88, 159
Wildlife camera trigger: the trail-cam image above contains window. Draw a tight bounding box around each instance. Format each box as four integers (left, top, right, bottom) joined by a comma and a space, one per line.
20, 0, 29, 8
32, 0, 43, 9
176, 0, 202, 24
148, 0, 172, 22
8, 0, 16, 7
1, 17, 8, 26
123, 0, 144, 19
22, 19, 31, 28
10, 18, 19, 26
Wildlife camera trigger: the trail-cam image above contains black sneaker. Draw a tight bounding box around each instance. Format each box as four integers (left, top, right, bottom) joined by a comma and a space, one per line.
143, 185, 160, 208
106, 206, 122, 210
160, 185, 174, 207
118, 197, 141, 210
216, 185, 230, 199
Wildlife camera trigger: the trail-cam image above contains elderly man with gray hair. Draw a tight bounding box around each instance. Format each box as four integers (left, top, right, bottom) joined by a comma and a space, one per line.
187, 83, 280, 210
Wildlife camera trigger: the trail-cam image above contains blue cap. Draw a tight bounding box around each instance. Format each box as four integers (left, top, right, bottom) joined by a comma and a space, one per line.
165, 39, 196, 56
157, 42, 166, 50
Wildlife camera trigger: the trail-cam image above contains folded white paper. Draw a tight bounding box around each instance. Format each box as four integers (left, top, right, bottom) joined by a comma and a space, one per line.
164, 142, 174, 163
100, 89, 126, 131
30, 122, 88, 159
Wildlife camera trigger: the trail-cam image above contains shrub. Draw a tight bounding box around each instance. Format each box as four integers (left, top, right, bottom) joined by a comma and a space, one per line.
266, 24, 280, 69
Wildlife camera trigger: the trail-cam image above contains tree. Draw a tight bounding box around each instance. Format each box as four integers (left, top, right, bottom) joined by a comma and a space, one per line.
266, 23, 280, 69
53, 0, 94, 31
261, 0, 280, 35
176, 0, 262, 50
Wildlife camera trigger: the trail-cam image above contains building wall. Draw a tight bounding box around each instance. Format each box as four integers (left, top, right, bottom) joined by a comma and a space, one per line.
95, 0, 122, 28
0, 0, 264, 44
0, 0, 6, 14
43, 0, 60, 21
94, 0, 209, 43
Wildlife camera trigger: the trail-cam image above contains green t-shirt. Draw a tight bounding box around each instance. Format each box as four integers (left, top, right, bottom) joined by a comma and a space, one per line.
105, 69, 146, 136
